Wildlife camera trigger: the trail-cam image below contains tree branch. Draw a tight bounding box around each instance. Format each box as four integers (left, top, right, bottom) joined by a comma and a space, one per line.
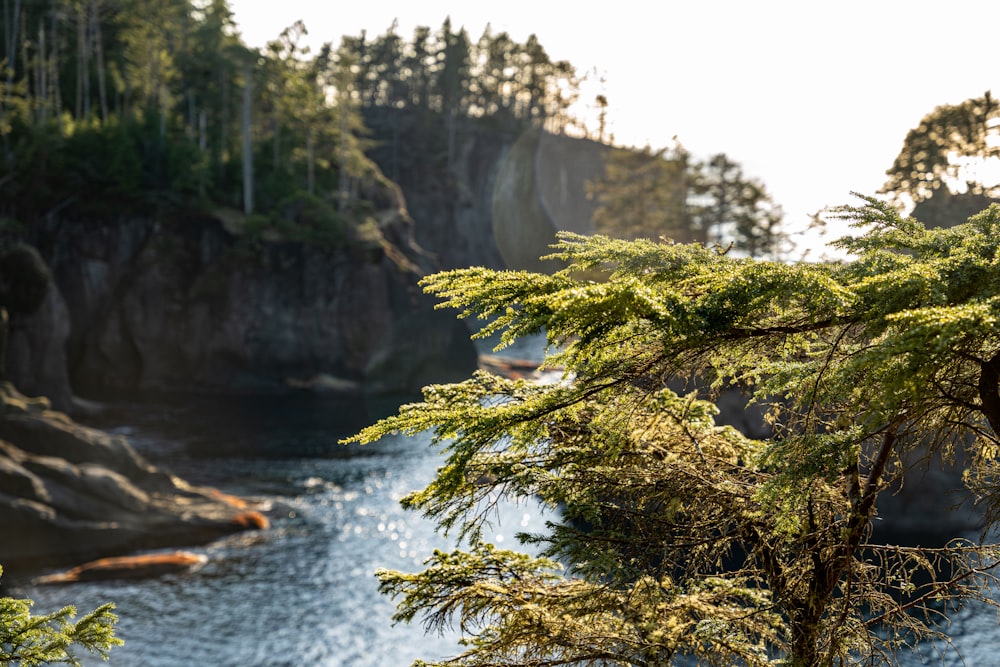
724, 317, 843, 341
865, 557, 1000, 627
978, 350, 1000, 436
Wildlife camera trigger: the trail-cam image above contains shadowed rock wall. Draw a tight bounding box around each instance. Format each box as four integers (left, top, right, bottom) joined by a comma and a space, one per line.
10, 208, 476, 407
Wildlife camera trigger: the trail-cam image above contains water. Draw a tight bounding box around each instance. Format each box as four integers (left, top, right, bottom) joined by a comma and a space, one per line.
8, 384, 1000, 666
8, 392, 551, 667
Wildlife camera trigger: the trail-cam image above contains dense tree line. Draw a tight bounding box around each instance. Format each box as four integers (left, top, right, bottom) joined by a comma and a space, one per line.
3, 0, 256, 216
0, 2, 798, 259
0, 2, 589, 232
588, 144, 787, 259
342, 18, 579, 133
343, 18, 585, 197
0, 0, 393, 234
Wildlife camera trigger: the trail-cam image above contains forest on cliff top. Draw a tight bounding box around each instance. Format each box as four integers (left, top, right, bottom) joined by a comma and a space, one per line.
1, 0, 585, 227
0, 0, 802, 259
3, 1, 999, 261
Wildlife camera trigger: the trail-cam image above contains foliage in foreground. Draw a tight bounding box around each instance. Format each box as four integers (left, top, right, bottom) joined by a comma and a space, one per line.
347, 196, 1000, 666
0, 566, 122, 666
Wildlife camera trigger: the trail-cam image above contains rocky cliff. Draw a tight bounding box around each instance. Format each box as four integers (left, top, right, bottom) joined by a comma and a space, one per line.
9, 196, 476, 410
1, 182, 479, 571
368, 113, 609, 273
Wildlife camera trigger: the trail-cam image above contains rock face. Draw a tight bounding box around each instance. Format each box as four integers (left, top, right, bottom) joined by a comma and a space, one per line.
0, 383, 265, 571
10, 201, 476, 407
0, 130, 511, 571
5, 285, 73, 411
377, 118, 608, 273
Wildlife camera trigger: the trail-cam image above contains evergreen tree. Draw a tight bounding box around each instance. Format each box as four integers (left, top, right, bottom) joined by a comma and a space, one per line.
174, 0, 245, 191
882, 91, 1000, 209
689, 153, 786, 257
330, 37, 374, 215
435, 18, 470, 168
588, 146, 787, 258
348, 196, 1000, 666
587, 145, 688, 242
0, 565, 122, 665
475, 27, 518, 124
364, 25, 404, 109
405, 25, 433, 112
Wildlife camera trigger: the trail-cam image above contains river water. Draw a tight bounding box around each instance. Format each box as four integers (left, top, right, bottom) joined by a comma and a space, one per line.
9, 383, 1000, 665
10, 390, 555, 667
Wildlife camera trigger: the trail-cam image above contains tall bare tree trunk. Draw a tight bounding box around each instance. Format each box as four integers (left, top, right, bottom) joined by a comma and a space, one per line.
19, 12, 29, 116
51, 7, 62, 130
198, 108, 207, 195
338, 104, 348, 213
90, 0, 108, 122
198, 109, 206, 152
3, 0, 21, 71
241, 61, 253, 215
306, 130, 314, 195
77, 2, 89, 119
1, 0, 17, 160
35, 21, 46, 123
218, 66, 228, 180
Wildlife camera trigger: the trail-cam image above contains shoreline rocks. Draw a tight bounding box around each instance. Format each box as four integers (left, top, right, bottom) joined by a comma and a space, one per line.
0, 382, 268, 575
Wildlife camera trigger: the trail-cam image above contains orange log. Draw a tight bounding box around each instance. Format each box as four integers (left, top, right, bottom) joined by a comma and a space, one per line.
36, 551, 209, 584
231, 510, 269, 530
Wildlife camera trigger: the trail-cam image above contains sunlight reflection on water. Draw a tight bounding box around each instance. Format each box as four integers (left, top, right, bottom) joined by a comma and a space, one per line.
12, 396, 551, 667
10, 386, 1000, 666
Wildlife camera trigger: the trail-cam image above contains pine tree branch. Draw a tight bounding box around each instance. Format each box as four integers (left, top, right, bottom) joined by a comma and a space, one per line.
977, 350, 1000, 435
864, 557, 1000, 628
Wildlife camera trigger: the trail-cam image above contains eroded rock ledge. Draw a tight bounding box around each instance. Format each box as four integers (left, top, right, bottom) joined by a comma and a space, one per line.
0, 383, 267, 573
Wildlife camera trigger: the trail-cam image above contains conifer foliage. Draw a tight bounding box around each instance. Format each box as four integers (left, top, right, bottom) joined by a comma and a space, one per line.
0, 566, 122, 665
348, 196, 1000, 666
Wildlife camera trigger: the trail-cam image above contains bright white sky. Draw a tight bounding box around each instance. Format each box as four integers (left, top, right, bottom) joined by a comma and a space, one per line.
228, 0, 1000, 254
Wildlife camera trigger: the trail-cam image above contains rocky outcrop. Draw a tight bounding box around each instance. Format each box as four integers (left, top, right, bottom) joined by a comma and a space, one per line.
5, 284, 73, 411
370, 114, 609, 274
10, 198, 476, 407
0, 383, 267, 571
0, 129, 516, 571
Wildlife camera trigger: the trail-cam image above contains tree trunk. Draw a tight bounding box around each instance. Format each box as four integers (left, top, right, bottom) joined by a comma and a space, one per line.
978, 351, 1000, 435
0, 307, 7, 380
338, 102, 348, 213
77, 2, 88, 118
34, 20, 45, 123
789, 616, 824, 667
3, 0, 21, 71
241, 61, 253, 215
90, 0, 107, 122
306, 129, 314, 195
51, 7, 62, 131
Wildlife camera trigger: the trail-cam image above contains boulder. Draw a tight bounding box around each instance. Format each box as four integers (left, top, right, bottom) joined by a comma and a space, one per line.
0, 383, 267, 573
